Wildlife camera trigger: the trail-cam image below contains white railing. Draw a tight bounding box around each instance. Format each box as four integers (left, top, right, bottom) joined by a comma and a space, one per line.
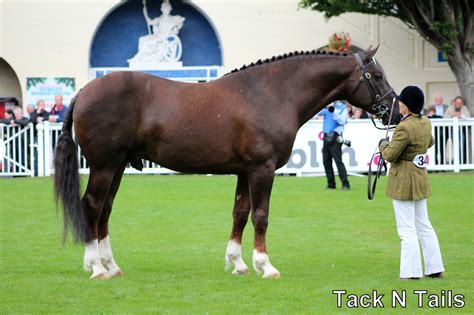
0, 123, 35, 177
1, 118, 473, 177
37, 122, 175, 176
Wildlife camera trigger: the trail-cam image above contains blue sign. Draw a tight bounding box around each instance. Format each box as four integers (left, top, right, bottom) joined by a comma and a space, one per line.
437, 51, 447, 62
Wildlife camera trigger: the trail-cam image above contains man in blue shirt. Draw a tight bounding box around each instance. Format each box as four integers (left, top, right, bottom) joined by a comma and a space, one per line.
319, 100, 350, 190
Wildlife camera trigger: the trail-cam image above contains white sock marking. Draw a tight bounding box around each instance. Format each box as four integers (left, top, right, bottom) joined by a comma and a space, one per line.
99, 235, 122, 277
225, 240, 249, 274
84, 239, 108, 279
252, 250, 280, 278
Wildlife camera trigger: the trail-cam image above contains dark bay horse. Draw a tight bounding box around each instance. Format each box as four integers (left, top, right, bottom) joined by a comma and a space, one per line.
54, 45, 400, 279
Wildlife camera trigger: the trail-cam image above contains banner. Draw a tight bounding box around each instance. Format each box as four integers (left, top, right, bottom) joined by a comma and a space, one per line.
26, 77, 75, 110
277, 120, 438, 174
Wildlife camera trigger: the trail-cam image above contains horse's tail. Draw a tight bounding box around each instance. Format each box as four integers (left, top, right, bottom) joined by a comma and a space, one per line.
54, 91, 88, 243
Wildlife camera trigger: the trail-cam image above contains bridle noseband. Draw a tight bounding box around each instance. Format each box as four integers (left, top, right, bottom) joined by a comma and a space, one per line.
350, 53, 396, 130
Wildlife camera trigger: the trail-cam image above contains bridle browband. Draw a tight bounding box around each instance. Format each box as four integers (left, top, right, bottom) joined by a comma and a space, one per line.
350, 53, 396, 130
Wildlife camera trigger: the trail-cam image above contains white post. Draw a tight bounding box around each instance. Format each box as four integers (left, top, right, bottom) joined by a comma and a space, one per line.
44, 121, 51, 176
37, 123, 45, 177
29, 124, 35, 177
452, 117, 460, 173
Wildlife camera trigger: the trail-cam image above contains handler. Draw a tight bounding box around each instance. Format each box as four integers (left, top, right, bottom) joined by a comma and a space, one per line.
379, 86, 444, 279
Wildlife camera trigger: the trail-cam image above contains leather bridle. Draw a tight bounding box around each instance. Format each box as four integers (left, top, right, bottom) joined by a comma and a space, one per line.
350, 53, 396, 130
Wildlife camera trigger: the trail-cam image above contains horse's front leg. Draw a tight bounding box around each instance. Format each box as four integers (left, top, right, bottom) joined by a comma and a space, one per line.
225, 174, 251, 275
248, 162, 280, 278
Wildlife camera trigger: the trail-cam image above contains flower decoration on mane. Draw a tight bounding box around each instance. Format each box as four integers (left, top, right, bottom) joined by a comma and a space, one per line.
328, 32, 351, 52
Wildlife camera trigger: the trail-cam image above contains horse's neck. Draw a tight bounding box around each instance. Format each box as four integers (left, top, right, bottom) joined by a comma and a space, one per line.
253, 56, 357, 126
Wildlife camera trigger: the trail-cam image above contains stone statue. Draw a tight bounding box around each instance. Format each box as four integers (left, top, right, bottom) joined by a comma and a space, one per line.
128, 0, 185, 68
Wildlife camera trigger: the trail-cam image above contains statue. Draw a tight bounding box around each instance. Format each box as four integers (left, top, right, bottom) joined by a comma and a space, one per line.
128, 0, 185, 69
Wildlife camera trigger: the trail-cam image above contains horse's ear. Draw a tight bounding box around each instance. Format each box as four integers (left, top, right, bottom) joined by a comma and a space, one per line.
364, 44, 380, 61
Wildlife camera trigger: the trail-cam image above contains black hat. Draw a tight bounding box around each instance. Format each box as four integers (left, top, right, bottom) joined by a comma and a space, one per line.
398, 86, 424, 114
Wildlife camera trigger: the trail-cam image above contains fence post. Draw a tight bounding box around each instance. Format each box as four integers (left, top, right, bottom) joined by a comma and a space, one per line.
452, 117, 460, 173
44, 121, 51, 176
37, 123, 45, 177
29, 124, 35, 177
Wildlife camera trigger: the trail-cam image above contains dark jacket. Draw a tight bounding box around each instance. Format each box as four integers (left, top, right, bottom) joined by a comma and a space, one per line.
29, 110, 50, 124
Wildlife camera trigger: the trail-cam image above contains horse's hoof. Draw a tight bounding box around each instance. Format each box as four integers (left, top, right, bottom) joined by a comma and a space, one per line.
90, 272, 110, 280
262, 270, 281, 279
262, 266, 281, 279
232, 267, 250, 275
108, 269, 123, 278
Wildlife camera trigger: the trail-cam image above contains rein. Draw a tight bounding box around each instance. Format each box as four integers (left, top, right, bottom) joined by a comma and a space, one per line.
367, 97, 396, 200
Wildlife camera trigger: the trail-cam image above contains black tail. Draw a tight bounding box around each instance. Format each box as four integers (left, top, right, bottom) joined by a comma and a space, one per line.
54, 91, 88, 243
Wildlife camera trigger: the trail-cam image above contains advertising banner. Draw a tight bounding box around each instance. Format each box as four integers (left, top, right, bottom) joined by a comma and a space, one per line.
26, 77, 75, 110
278, 120, 437, 175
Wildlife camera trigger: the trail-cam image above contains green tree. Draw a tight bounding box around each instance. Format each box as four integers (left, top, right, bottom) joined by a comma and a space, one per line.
300, 0, 473, 112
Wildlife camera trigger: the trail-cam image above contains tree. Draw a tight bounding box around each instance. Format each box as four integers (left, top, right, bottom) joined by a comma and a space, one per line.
299, 0, 473, 112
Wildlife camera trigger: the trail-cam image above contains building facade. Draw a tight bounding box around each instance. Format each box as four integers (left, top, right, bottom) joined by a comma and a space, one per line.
0, 0, 459, 111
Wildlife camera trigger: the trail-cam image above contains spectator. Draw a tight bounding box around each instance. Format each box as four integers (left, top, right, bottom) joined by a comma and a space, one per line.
346, 102, 354, 118
11, 107, 29, 127
49, 95, 68, 123
425, 105, 442, 119
29, 100, 50, 124
426, 94, 448, 117
26, 105, 35, 119
352, 107, 369, 119
444, 96, 471, 164
0, 109, 15, 124
443, 96, 471, 118
0, 107, 29, 127
319, 100, 350, 190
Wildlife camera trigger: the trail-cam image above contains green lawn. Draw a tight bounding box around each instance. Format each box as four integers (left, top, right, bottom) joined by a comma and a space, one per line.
0, 173, 473, 313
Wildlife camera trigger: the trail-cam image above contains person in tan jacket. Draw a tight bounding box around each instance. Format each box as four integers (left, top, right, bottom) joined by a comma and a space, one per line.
379, 86, 444, 280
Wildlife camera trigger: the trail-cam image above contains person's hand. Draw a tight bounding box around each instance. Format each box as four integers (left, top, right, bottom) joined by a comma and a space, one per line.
378, 137, 389, 146
48, 116, 57, 122
328, 105, 335, 113
36, 117, 44, 123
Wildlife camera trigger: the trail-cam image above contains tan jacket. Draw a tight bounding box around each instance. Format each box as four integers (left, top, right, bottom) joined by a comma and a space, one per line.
379, 115, 434, 200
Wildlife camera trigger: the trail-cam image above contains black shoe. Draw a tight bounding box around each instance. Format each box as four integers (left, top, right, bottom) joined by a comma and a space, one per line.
341, 186, 350, 191
427, 272, 443, 278
326, 186, 336, 190
399, 277, 421, 280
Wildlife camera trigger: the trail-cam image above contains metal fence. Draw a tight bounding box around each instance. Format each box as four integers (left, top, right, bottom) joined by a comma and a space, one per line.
1, 118, 473, 177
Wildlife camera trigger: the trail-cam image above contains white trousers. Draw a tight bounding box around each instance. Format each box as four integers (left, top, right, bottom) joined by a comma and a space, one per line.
393, 199, 445, 278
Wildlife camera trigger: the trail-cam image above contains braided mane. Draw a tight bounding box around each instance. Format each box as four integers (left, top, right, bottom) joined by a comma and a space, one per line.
226, 50, 351, 75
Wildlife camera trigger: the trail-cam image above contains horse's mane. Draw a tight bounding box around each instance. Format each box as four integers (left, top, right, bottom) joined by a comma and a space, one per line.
226, 50, 351, 75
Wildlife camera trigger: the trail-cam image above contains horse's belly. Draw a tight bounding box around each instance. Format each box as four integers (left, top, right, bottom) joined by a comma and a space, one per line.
145, 141, 243, 174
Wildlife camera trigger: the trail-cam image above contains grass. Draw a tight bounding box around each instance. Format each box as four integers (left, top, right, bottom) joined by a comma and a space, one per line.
0, 173, 473, 313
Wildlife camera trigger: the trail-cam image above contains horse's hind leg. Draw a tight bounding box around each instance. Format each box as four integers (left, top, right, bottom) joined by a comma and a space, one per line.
82, 166, 117, 280
225, 174, 251, 275
248, 162, 280, 278
97, 162, 127, 278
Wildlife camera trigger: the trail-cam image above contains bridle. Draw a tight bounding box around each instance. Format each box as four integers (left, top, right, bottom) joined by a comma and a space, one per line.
350, 53, 396, 130
348, 53, 398, 200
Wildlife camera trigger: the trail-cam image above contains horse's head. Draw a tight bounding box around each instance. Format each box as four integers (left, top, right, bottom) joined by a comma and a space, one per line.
347, 45, 401, 126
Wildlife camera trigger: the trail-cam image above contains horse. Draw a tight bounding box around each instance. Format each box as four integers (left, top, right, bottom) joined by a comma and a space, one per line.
54, 45, 400, 279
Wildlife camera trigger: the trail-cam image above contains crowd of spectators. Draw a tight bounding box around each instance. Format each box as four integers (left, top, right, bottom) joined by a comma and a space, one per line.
0, 94, 68, 128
